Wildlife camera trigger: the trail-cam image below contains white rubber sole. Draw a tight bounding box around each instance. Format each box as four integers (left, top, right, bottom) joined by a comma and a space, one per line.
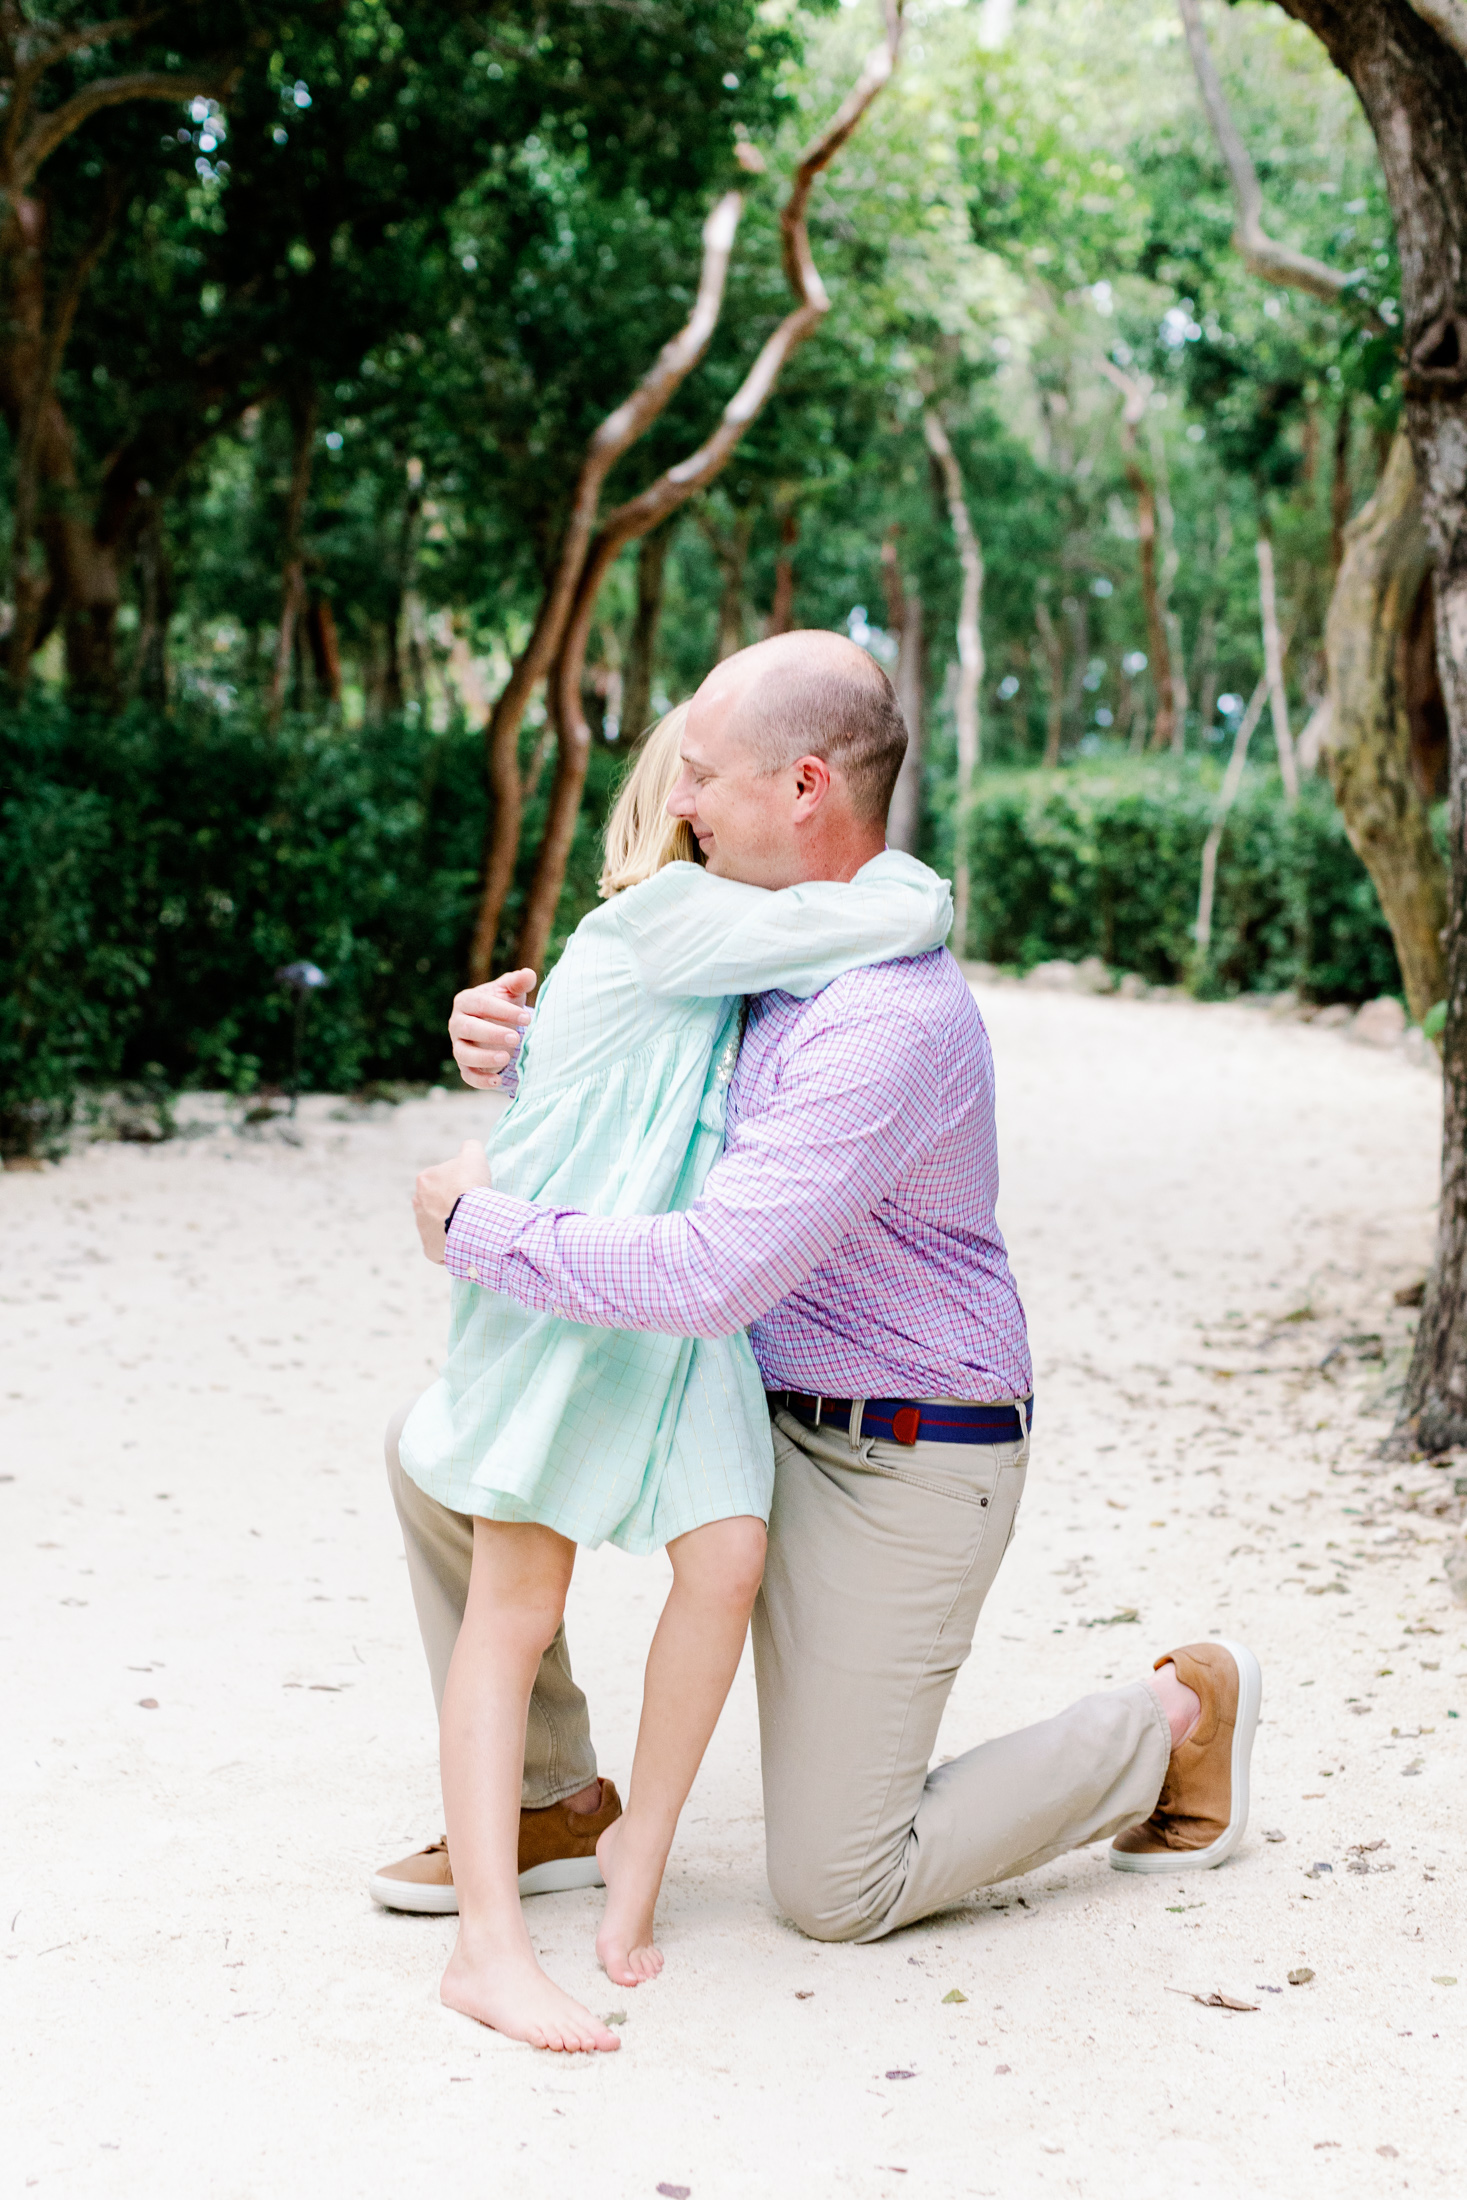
368, 1853, 605, 1915
1109, 1638, 1263, 1874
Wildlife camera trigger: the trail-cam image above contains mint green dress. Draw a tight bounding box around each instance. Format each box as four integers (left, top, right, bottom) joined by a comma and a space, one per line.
398, 851, 952, 1553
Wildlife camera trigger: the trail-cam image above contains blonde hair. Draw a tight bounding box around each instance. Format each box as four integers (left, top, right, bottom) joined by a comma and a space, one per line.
599, 701, 700, 897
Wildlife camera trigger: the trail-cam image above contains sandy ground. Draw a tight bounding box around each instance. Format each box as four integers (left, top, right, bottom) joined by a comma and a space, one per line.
3, 985, 1465, 2200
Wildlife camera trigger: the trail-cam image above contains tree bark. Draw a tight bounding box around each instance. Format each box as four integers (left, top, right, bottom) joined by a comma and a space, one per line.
306, 597, 342, 705
0, 21, 237, 694
1, 182, 121, 692
1196, 671, 1269, 956
1035, 597, 1065, 768
466, 185, 746, 982
1177, 0, 1387, 326
379, 458, 424, 717
268, 390, 318, 727
1330, 395, 1354, 575
696, 502, 755, 662
1256, 534, 1300, 800
508, 5, 906, 982
923, 408, 983, 948
621, 523, 670, 744
1101, 362, 1175, 750
1270, 0, 1467, 1449
881, 527, 925, 855
123, 495, 170, 705
1319, 429, 1448, 1026
767, 502, 799, 634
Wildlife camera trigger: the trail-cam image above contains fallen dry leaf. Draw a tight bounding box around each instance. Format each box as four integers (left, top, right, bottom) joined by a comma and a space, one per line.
656, 2186, 691, 2199
884, 2069, 916, 2081
941, 1989, 968, 2004
794, 1990, 814, 2000
1288, 1968, 1315, 1986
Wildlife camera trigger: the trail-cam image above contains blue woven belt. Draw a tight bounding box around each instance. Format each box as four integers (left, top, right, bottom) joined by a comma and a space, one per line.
770, 1392, 1033, 1448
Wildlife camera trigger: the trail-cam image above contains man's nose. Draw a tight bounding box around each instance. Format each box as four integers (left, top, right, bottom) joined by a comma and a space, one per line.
667, 773, 696, 819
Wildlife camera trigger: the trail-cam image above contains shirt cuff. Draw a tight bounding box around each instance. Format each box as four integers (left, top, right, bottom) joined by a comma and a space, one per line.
443, 1184, 536, 1286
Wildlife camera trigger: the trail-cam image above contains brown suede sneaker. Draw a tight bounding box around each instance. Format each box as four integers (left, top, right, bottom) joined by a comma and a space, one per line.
368, 1779, 623, 1914
1109, 1640, 1261, 1874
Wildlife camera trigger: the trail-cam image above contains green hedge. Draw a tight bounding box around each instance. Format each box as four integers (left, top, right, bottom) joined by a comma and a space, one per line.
0, 699, 622, 1156
963, 760, 1403, 1002
2, 715, 1408, 1159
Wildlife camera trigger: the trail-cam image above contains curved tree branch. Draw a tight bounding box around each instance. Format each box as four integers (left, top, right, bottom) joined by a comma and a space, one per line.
14, 67, 235, 190
1405, 0, 1467, 68
1, 11, 155, 176
466, 187, 745, 981
509, 0, 906, 978
1176, 0, 1387, 327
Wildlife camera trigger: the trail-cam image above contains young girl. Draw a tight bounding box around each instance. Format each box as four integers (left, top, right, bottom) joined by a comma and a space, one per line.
399, 703, 951, 2053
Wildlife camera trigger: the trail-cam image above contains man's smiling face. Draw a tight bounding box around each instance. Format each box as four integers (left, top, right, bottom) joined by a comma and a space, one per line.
666, 663, 796, 887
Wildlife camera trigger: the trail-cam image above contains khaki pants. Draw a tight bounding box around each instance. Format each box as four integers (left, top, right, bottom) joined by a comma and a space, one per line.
385, 1399, 597, 1808
385, 1395, 1169, 1934
754, 1408, 1169, 1941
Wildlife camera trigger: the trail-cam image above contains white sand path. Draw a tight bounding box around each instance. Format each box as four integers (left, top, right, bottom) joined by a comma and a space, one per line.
2, 987, 1464, 2200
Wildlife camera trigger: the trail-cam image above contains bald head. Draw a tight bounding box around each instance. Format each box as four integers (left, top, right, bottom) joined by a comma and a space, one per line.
700, 631, 909, 824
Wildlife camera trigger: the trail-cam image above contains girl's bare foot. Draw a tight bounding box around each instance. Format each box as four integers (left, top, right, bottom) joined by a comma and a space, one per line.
441, 1930, 620, 2052
595, 1815, 666, 1988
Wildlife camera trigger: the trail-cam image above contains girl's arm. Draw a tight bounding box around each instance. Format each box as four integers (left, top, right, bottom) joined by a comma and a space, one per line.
610, 851, 953, 1001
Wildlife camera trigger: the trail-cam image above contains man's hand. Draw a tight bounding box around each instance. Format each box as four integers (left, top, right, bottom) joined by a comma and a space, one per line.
413, 1140, 492, 1264
448, 969, 536, 1089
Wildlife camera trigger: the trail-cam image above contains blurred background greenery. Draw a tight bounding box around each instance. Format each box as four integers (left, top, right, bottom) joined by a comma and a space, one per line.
0, 0, 1424, 1153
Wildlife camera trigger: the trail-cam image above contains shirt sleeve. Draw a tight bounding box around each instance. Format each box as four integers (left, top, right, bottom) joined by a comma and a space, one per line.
444, 1004, 942, 1336
609, 856, 951, 1002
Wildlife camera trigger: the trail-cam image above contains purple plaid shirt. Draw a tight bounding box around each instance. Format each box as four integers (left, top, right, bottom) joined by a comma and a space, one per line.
446, 947, 1031, 1403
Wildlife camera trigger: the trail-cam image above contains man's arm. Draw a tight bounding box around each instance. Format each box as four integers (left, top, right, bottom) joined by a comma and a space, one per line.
444, 1009, 944, 1335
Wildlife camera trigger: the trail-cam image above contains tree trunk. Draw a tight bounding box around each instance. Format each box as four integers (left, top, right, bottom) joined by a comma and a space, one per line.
1320, 429, 1448, 1026
1137, 468, 1174, 752
1102, 363, 1175, 749
268, 390, 318, 727
622, 523, 670, 743
0, 185, 122, 696
305, 597, 342, 705
923, 408, 983, 947
1256, 534, 1300, 800
124, 497, 170, 705
1195, 602, 1219, 733
505, 13, 906, 984
1115, 656, 1139, 747
1273, 0, 1467, 1447
697, 503, 755, 662
1035, 598, 1065, 768
881, 527, 925, 855
1331, 395, 1354, 574
1153, 422, 1190, 749
767, 502, 799, 635
1063, 591, 1089, 734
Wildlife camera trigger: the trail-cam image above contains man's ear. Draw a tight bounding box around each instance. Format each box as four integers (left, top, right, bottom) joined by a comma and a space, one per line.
791, 753, 832, 816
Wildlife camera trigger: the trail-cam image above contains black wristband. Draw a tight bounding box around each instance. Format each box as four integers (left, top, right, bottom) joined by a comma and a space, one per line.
444, 1194, 464, 1236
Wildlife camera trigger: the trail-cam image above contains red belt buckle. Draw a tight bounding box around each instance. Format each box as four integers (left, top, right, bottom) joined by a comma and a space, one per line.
891, 1405, 921, 1446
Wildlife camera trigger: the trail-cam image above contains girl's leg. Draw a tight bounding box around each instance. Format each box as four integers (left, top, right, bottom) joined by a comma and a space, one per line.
596, 1514, 767, 1987
439, 1516, 619, 2053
